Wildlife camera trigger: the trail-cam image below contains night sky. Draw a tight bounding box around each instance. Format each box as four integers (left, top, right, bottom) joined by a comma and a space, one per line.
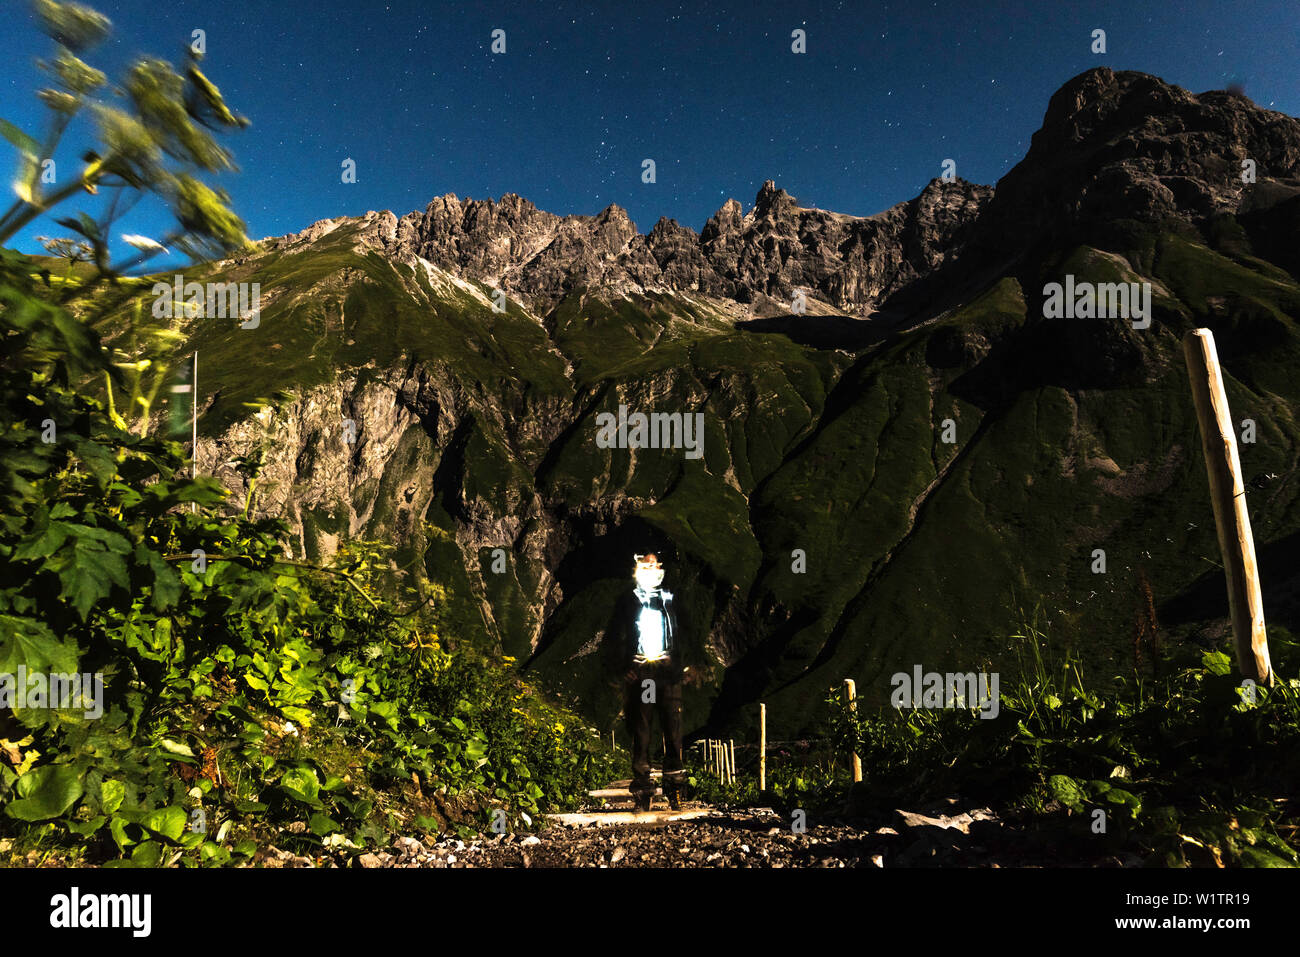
3, 0, 1298, 265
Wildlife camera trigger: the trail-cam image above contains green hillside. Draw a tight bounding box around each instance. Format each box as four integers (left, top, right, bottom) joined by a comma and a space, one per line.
75, 207, 1297, 742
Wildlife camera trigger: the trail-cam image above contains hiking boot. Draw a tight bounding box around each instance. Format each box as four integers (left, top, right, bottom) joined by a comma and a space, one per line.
665, 786, 681, 811
634, 791, 653, 813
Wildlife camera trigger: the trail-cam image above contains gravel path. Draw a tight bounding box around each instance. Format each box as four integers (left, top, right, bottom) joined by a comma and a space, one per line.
312, 796, 1143, 868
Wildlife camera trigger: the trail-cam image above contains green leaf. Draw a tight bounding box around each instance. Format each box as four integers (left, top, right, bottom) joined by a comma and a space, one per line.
0, 614, 79, 676
1202, 651, 1233, 676
0, 117, 40, 158
4, 764, 84, 821
1235, 845, 1299, 868
136, 544, 182, 611
1047, 774, 1086, 813
69, 436, 119, 489
131, 841, 163, 866
200, 842, 231, 865
138, 805, 186, 841
278, 766, 321, 806
11, 518, 70, 560
109, 815, 134, 850
51, 530, 130, 620
99, 779, 125, 814
1104, 788, 1142, 817
308, 812, 340, 836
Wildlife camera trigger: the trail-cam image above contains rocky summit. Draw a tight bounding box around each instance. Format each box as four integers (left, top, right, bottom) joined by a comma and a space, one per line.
264, 174, 992, 320
146, 67, 1300, 737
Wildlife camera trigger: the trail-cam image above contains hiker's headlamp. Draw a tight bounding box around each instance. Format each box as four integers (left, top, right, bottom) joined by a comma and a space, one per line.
633, 554, 664, 591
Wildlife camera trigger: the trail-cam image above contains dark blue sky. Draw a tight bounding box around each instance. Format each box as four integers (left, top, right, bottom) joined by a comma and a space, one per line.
3, 0, 1298, 264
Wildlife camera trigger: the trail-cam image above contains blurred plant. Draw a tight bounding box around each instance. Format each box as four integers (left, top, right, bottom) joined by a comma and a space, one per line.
0, 0, 250, 306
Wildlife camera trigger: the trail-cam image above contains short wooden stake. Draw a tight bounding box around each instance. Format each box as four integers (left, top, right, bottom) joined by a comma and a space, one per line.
759, 703, 767, 792
844, 679, 862, 784
1183, 329, 1273, 686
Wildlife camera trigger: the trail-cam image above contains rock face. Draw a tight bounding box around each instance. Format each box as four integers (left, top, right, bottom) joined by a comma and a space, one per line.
192, 68, 1300, 738
269, 178, 993, 318
690, 178, 991, 313
978, 67, 1300, 251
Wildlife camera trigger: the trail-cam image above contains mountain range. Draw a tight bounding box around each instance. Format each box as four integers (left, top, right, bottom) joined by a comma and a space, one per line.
136, 67, 1300, 737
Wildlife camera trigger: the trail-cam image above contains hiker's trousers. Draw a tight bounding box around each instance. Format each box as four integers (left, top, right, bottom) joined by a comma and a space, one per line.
622, 658, 685, 798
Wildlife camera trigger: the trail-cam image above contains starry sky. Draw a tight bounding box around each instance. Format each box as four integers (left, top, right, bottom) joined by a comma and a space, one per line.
3, 0, 1298, 265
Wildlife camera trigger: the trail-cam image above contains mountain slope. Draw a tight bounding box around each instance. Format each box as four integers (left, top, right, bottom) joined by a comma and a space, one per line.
118, 67, 1300, 738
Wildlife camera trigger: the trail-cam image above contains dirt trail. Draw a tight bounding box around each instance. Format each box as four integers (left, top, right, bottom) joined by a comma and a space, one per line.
331, 781, 1145, 869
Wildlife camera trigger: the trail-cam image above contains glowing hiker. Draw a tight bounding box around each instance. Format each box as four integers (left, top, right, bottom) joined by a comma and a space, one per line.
607, 551, 685, 811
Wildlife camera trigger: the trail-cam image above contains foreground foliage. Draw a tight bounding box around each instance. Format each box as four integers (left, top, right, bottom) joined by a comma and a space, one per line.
0, 2, 613, 866
695, 611, 1300, 866
0, 247, 614, 865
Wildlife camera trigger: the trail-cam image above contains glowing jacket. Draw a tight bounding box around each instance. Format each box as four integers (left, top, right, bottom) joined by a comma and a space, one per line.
607, 586, 679, 668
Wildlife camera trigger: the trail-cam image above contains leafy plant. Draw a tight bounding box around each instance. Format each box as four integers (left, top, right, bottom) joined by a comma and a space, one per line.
0, 2, 615, 867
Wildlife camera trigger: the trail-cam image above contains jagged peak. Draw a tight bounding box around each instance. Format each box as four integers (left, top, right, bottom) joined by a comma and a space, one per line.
754, 179, 794, 212
649, 216, 693, 237
595, 203, 632, 222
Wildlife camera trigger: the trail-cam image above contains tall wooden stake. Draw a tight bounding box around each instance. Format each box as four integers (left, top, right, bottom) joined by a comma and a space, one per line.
759, 703, 767, 792
844, 678, 862, 783
190, 351, 198, 513
1183, 329, 1272, 686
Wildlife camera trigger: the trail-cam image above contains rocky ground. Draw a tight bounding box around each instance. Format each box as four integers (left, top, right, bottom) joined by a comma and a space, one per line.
274, 795, 1142, 869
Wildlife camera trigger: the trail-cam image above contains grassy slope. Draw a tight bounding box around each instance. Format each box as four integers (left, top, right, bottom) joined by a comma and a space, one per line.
91, 214, 1300, 739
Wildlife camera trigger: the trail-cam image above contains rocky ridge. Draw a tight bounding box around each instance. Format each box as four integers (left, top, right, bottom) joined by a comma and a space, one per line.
268, 177, 994, 318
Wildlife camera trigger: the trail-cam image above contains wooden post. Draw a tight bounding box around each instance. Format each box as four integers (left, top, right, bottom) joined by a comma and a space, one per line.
759, 703, 767, 792
728, 740, 736, 785
844, 679, 862, 784
190, 351, 198, 514
1183, 329, 1273, 686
